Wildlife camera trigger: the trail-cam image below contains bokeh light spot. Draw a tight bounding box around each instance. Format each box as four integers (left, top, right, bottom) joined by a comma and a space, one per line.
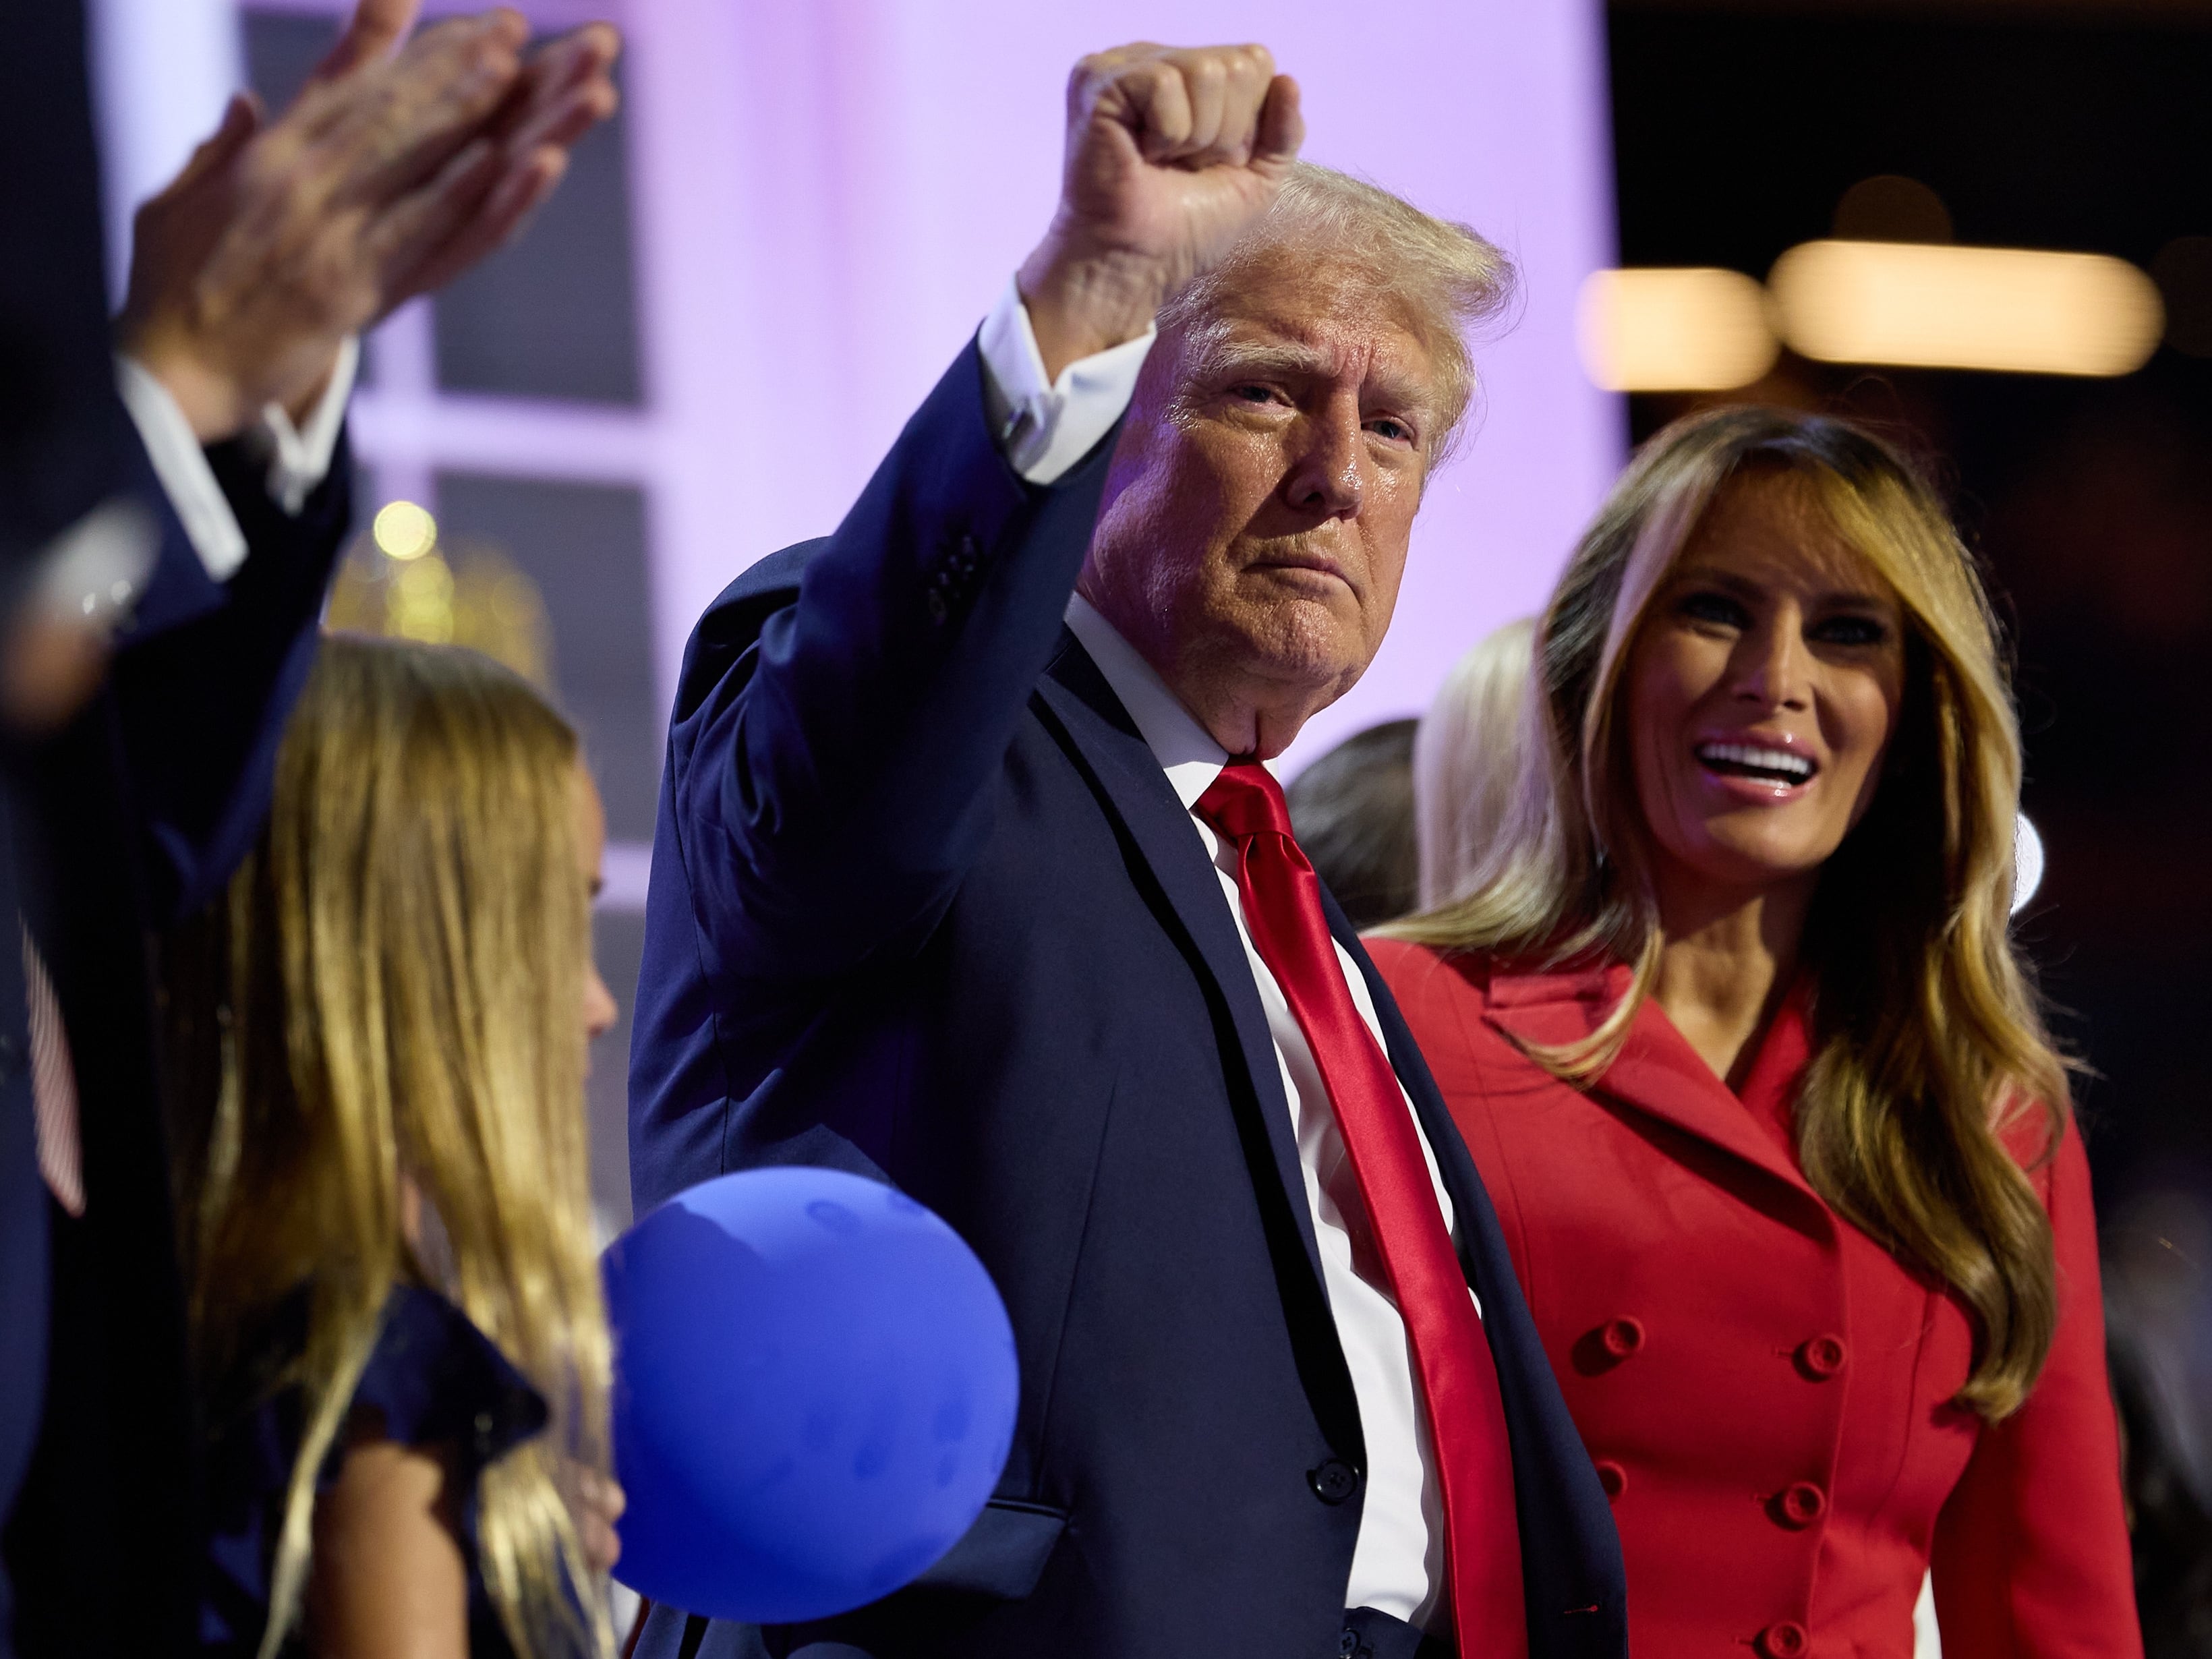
372, 500, 438, 562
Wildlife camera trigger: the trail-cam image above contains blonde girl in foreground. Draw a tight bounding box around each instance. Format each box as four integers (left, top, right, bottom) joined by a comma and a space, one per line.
168, 634, 624, 1658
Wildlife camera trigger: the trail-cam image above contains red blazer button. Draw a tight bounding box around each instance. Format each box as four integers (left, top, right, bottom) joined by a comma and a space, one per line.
1797, 1334, 1848, 1379
1776, 1481, 1827, 1527
1600, 1316, 1646, 1359
1759, 1621, 1809, 1658
1594, 1460, 1627, 1500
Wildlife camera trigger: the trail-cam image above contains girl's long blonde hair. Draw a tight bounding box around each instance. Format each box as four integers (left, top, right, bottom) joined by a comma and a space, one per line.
1389, 404, 2070, 1420
167, 634, 612, 1658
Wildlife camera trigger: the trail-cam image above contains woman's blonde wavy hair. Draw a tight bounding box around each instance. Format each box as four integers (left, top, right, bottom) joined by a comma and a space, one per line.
1388, 404, 2071, 1420
167, 633, 612, 1658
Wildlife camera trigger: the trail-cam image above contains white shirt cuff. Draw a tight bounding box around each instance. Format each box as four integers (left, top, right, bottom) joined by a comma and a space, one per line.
116, 355, 248, 581
977, 275, 1154, 485
113, 339, 359, 583
251, 335, 358, 515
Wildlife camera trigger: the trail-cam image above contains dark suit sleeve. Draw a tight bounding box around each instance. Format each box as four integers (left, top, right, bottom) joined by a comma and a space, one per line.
0, 0, 138, 605
103, 429, 354, 922
663, 338, 1118, 983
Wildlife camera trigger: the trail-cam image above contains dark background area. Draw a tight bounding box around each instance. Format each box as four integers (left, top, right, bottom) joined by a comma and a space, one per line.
1608, 0, 2212, 1469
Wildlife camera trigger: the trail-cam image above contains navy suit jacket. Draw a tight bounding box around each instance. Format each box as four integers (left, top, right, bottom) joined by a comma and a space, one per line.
629, 341, 1626, 1659
1, 437, 353, 1659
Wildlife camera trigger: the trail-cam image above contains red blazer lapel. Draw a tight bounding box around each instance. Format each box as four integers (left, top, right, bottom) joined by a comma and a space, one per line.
1483, 964, 1820, 1202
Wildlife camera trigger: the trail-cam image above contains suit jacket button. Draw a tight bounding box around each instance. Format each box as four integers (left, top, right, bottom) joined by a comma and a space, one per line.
1774, 1481, 1826, 1527
925, 588, 948, 624
1758, 1621, 1809, 1658
1594, 1460, 1627, 1500
1308, 1459, 1360, 1505
1600, 1316, 1646, 1359
1797, 1334, 1847, 1378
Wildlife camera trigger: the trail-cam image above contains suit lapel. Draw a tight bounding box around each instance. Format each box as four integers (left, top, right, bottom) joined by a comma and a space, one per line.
1032, 632, 1327, 1287
1482, 964, 1819, 1202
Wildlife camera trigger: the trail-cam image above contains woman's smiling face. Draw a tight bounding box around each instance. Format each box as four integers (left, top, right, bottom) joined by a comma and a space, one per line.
1625, 469, 1909, 909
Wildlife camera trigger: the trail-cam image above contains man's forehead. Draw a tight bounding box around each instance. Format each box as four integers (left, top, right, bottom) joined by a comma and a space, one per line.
1190, 279, 1436, 393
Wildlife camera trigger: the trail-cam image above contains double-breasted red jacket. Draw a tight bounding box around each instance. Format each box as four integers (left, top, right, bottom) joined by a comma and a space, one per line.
1368, 939, 2139, 1659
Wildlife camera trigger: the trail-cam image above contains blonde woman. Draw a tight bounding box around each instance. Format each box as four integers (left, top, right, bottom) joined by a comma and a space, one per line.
1411, 616, 1535, 912
1368, 407, 2137, 1656
166, 635, 623, 1658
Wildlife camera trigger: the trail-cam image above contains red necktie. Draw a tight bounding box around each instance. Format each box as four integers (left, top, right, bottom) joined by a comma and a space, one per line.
1197, 761, 1524, 1658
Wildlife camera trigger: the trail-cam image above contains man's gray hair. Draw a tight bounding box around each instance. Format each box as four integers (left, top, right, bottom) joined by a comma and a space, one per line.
1157, 163, 1516, 461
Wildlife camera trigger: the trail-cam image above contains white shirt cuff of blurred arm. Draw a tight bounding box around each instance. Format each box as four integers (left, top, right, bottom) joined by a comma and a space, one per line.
113, 337, 358, 582
252, 335, 357, 515
977, 275, 1153, 486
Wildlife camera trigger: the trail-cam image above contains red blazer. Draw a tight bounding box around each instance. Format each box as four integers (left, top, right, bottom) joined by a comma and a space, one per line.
1368, 940, 2139, 1659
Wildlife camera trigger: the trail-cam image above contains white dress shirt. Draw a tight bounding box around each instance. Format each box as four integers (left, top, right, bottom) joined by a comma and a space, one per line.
977, 280, 1457, 1629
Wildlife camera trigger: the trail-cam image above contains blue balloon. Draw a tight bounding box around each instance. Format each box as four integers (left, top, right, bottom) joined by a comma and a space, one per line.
602, 1167, 1019, 1624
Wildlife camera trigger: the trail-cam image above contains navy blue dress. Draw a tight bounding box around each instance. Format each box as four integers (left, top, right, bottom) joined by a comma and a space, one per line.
200, 1283, 548, 1657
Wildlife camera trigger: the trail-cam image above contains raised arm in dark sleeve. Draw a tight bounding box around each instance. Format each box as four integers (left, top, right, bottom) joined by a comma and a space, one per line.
662, 340, 1118, 985
105, 430, 354, 922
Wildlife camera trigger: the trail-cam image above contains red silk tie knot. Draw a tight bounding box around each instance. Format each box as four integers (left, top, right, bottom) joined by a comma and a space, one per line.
1196, 759, 1293, 846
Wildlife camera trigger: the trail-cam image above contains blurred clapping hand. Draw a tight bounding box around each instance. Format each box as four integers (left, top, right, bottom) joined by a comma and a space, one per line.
116, 0, 620, 444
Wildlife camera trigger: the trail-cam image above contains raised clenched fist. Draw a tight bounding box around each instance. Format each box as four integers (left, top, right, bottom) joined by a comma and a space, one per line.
1019, 43, 1303, 381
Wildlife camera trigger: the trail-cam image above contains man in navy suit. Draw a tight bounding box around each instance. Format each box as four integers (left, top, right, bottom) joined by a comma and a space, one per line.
630, 41, 1626, 1659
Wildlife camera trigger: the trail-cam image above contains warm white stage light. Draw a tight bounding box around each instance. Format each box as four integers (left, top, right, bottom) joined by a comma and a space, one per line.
372, 500, 438, 562
1575, 267, 1779, 392
1770, 241, 2164, 377
2012, 812, 2045, 917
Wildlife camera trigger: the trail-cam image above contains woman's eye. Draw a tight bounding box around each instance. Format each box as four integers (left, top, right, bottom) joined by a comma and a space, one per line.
1811, 614, 1890, 647
1680, 591, 1749, 629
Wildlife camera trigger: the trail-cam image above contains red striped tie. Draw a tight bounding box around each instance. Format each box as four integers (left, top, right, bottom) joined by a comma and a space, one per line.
1197, 761, 1523, 1656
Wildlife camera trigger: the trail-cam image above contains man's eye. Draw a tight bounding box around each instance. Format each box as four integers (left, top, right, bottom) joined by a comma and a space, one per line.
1230, 384, 1277, 404
1812, 614, 1890, 647
1368, 417, 1413, 443
1680, 591, 1749, 629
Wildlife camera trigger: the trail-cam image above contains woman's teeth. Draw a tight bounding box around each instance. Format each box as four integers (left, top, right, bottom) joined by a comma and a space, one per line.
1695, 742, 1817, 784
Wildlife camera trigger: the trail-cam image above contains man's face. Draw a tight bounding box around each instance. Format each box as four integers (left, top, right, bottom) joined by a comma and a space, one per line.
1080, 259, 1445, 758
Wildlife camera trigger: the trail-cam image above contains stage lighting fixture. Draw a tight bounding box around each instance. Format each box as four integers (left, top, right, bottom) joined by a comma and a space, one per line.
1575, 267, 1779, 392
1770, 241, 2163, 377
